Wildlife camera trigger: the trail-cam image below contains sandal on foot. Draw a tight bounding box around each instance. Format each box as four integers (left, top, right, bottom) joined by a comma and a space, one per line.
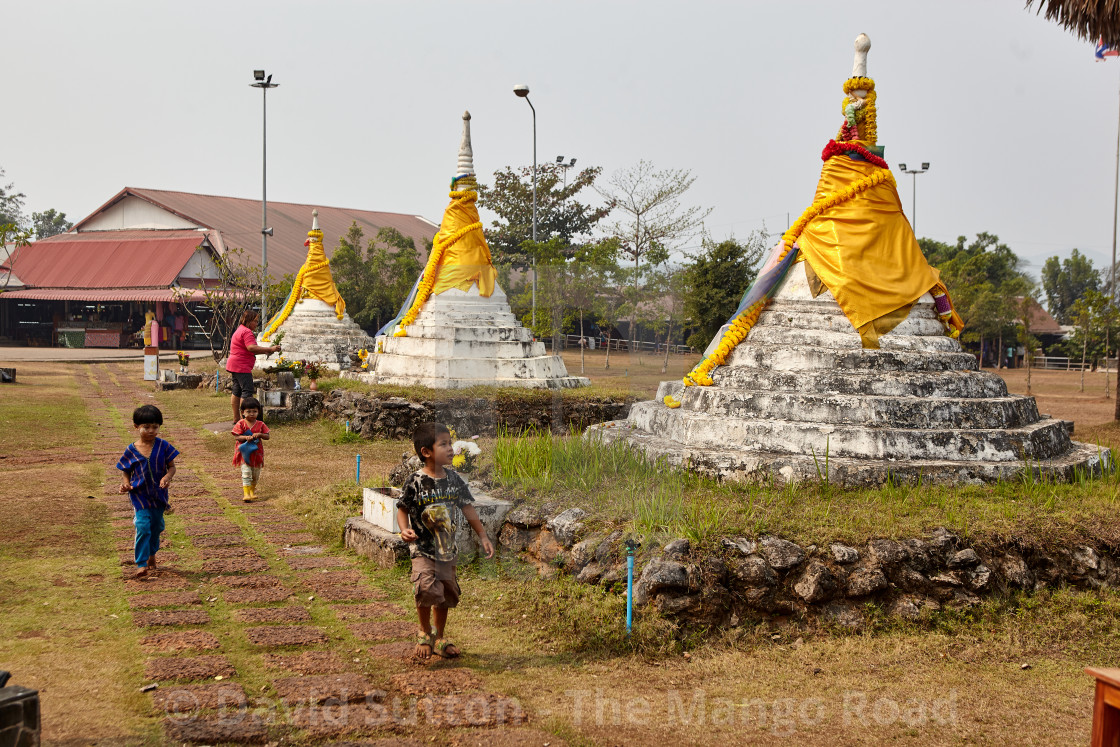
415, 633, 434, 660
435, 638, 460, 658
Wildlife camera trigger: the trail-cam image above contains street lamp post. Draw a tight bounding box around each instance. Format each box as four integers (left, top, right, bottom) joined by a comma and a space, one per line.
514, 84, 537, 328
251, 70, 278, 321
556, 156, 576, 190
897, 162, 930, 236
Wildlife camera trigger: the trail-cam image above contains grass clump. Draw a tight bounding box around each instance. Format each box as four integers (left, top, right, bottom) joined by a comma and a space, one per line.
490, 429, 1120, 549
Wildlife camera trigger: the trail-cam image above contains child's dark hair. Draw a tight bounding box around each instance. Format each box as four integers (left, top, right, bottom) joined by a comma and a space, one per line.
413, 422, 450, 459
240, 397, 262, 414
133, 404, 163, 426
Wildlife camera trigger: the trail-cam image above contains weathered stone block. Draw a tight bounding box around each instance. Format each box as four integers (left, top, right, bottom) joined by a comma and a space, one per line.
793, 561, 838, 603
343, 517, 408, 569
759, 535, 805, 571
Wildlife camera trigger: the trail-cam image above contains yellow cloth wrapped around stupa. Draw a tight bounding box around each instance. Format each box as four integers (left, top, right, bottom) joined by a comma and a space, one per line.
429, 186, 497, 297
260, 217, 345, 341
796, 150, 942, 345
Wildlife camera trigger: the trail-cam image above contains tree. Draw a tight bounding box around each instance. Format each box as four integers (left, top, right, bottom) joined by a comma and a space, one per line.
922, 233, 1035, 365
1041, 248, 1100, 324
596, 160, 712, 359
172, 247, 271, 363
31, 209, 73, 239
683, 232, 766, 352
330, 222, 423, 333
477, 163, 610, 269
0, 223, 33, 294
0, 168, 26, 229
565, 238, 620, 374
1015, 293, 1042, 395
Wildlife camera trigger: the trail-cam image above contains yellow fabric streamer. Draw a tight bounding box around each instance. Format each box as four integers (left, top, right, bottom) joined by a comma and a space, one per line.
795, 154, 939, 339
261, 229, 346, 341
393, 188, 498, 337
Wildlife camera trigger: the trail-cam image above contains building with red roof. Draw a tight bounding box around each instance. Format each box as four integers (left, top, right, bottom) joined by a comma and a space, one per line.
0, 187, 437, 348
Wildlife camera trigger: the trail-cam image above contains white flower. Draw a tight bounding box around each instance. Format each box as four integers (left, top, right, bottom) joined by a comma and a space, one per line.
452, 440, 482, 456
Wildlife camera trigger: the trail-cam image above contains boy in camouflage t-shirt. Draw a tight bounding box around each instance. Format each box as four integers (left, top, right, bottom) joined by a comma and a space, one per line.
397, 422, 494, 659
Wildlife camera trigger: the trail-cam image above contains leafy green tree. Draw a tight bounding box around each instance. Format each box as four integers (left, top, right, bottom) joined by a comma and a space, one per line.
922, 232, 1035, 364
331, 222, 422, 332
683, 232, 766, 352
31, 209, 73, 239
0, 223, 33, 293
477, 162, 609, 269
0, 168, 26, 228
1041, 248, 1100, 324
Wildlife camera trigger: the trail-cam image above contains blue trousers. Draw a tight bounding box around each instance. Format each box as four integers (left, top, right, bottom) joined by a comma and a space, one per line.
134, 507, 165, 568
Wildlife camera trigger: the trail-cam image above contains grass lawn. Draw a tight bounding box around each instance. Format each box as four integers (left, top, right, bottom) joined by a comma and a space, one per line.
0, 359, 1116, 745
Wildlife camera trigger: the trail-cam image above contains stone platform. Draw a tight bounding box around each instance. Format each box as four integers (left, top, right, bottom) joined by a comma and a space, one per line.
257, 299, 374, 372
351, 286, 589, 389
588, 263, 1111, 486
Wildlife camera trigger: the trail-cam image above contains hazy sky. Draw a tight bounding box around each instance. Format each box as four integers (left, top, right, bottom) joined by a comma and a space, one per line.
5, 1, 1118, 278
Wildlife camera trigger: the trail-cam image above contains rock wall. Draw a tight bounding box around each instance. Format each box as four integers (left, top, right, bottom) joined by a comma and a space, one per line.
496, 506, 1120, 631
322, 390, 633, 439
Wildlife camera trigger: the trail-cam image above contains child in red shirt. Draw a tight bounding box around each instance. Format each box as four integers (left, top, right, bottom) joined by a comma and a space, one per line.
232, 397, 269, 501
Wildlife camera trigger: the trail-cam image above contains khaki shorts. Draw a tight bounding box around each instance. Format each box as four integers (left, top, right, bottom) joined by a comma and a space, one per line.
411, 556, 460, 609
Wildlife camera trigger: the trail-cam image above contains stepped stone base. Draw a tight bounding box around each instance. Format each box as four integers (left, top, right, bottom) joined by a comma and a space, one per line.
351, 286, 589, 390
587, 261, 1110, 487
256, 299, 374, 371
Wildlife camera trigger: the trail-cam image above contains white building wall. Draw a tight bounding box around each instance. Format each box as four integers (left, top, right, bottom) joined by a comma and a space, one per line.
177, 248, 221, 281
80, 196, 199, 231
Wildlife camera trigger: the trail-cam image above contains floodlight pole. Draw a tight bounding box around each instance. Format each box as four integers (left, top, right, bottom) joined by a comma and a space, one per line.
251, 71, 279, 321
514, 85, 537, 329
898, 162, 930, 236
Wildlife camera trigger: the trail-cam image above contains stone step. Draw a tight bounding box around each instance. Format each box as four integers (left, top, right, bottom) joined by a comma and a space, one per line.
586, 423, 1110, 487
727, 342, 979, 373
758, 301, 947, 337
746, 324, 961, 353
626, 401, 1073, 462
704, 367, 1007, 398
352, 371, 590, 390
679, 388, 1040, 429
398, 323, 532, 343
379, 335, 546, 360
366, 351, 571, 382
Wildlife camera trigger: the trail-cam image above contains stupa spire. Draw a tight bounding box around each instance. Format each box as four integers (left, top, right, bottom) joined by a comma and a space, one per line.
457, 111, 475, 178
852, 33, 871, 78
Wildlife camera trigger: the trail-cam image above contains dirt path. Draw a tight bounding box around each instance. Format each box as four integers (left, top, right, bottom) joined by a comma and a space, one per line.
79, 364, 551, 744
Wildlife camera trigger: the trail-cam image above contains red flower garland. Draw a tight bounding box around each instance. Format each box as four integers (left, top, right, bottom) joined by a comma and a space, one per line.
821, 139, 889, 169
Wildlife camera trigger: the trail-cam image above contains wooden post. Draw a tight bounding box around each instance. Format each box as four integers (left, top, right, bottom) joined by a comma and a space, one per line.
1086, 668, 1120, 747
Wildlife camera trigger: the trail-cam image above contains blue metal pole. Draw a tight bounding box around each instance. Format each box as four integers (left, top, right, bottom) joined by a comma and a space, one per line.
215, 371, 219, 391
356, 454, 361, 485
626, 546, 635, 635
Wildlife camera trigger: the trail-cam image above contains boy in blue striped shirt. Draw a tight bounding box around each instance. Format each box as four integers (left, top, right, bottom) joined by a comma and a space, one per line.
117, 405, 179, 579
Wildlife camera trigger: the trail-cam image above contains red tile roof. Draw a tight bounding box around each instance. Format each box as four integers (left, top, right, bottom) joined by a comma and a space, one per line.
1, 287, 206, 302
9, 230, 205, 289
74, 187, 438, 278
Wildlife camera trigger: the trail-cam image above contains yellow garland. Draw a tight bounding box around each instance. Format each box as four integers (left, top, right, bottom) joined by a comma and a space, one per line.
392, 190, 483, 337
663, 167, 896, 408
836, 78, 877, 145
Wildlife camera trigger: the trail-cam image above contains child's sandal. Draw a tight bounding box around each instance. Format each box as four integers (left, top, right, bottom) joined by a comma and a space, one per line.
415, 633, 434, 659
435, 638, 460, 658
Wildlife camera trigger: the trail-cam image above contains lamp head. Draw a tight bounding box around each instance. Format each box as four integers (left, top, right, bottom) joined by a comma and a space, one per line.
921, 162, 930, 171
556, 155, 564, 163
569, 158, 577, 166
898, 163, 907, 171
253, 70, 265, 81
513, 84, 530, 97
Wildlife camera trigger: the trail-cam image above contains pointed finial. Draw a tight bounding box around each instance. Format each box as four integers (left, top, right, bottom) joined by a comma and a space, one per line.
311, 209, 319, 231
457, 110, 475, 177
852, 33, 871, 78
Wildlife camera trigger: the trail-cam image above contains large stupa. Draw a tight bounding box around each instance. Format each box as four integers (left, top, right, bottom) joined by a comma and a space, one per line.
258, 212, 375, 370
588, 34, 1110, 486
353, 111, 588, 389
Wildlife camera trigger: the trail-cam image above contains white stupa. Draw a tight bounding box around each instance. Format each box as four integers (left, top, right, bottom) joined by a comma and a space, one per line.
257, 211, 375, 371
352, 112, 588, 389
587, 34, 1109, 486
